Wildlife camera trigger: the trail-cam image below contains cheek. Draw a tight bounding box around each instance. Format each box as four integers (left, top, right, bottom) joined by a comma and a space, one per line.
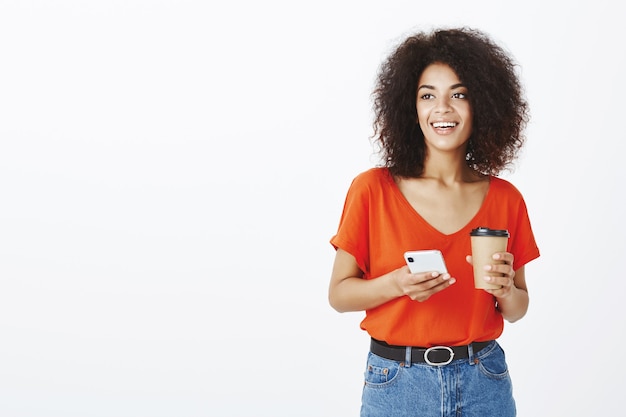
459, 104, 473, 121
416, 108, 428, 125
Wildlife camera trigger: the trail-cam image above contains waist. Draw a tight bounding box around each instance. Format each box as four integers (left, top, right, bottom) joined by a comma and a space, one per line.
370, 338, 493, 366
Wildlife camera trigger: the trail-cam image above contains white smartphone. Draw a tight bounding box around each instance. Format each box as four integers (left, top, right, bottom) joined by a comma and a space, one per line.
404, 250, 448, 274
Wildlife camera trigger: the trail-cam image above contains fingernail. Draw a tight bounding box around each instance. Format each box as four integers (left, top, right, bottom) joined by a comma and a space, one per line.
484, 276, 491, 282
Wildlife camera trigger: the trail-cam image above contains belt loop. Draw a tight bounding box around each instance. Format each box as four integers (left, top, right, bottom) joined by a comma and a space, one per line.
404, 346, 412, 368
467, 343, 475, 365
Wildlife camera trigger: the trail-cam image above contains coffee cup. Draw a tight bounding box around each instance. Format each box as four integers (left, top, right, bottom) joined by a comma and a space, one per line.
470, 227, 510, 290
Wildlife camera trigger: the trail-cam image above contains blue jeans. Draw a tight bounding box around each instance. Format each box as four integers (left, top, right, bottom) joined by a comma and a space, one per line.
361, 341, 516, 417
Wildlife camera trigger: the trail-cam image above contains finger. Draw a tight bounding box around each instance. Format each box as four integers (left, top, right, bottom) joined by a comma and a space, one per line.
492, 252, 514, 265
465, 255, 473, 265
483, 279, 501, 291
411, 271, 443, 283
415, 272, 454, 289
410, 275, 456, 301
484, 263, 515, 279
402, 271, 435, 289
484, 275, 509, 289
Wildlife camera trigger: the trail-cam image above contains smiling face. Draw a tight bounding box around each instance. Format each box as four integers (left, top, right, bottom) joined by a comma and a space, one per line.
416, 62, 473, 154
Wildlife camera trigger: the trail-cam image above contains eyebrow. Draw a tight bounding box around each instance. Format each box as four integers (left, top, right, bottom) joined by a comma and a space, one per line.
417, 83, 467, 91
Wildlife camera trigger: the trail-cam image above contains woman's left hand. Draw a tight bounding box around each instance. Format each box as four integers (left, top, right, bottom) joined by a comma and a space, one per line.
466, 252, 516, 298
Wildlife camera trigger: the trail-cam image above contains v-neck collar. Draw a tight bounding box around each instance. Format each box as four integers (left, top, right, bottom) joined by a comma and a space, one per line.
385, 169, 493, 239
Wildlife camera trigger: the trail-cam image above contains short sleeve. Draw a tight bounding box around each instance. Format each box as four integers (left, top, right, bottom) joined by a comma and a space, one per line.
330, 172, 372, 274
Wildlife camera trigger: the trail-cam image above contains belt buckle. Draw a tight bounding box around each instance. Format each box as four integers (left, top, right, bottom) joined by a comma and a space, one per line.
424, 346, 455, 366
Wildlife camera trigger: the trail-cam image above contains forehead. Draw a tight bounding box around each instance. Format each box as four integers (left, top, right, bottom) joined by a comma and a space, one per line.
418, 63, 462, 86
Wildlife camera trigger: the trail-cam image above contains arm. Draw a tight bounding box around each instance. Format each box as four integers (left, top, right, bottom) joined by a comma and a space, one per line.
494, 265, 529, 323
328, 248, 455, 313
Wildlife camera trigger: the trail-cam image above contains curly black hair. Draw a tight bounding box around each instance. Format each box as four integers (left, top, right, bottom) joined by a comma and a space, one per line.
372, 27, 529, 177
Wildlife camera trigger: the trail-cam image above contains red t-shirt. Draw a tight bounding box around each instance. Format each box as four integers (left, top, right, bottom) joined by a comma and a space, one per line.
330, 167, 540, 347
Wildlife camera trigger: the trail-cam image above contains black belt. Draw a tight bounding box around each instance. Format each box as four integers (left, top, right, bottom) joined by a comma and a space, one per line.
371, 338, 492, 366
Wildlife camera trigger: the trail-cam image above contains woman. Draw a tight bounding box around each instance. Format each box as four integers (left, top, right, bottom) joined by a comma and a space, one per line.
329, 27, 540, 416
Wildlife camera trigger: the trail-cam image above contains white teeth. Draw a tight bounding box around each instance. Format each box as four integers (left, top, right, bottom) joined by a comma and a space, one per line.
432, 122, 457, 128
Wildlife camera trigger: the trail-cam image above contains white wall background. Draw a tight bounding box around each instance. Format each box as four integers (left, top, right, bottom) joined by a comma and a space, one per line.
1, 1, 624, 416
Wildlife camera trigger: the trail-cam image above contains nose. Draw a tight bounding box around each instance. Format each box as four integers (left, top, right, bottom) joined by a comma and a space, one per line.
434, 96, 452, 113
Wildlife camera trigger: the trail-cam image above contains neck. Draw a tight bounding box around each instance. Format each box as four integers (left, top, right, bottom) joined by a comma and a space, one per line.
421, 152, 477, 184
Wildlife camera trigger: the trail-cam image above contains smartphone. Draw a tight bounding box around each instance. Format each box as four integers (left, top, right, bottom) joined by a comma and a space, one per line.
404, 250, 448, 274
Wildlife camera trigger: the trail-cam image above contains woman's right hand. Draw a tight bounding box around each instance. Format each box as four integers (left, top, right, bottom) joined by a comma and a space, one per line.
329, 249, 455, 312
391, 266, 455, 302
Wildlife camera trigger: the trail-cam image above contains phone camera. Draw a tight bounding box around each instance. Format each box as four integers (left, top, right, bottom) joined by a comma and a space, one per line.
407, 257, 414, 263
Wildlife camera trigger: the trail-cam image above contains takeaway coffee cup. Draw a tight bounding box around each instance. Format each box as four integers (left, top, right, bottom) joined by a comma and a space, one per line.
470, 227, 510, 290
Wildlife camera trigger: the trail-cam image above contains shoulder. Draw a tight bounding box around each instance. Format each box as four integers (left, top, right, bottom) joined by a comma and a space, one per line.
489, 176, 525, 199
354, 166, 391, 181
351, 167, 392, 188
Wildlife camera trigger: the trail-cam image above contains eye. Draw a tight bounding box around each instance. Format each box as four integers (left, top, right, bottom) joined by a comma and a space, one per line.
452, 92, 467, 99
419, 93, 435, 100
